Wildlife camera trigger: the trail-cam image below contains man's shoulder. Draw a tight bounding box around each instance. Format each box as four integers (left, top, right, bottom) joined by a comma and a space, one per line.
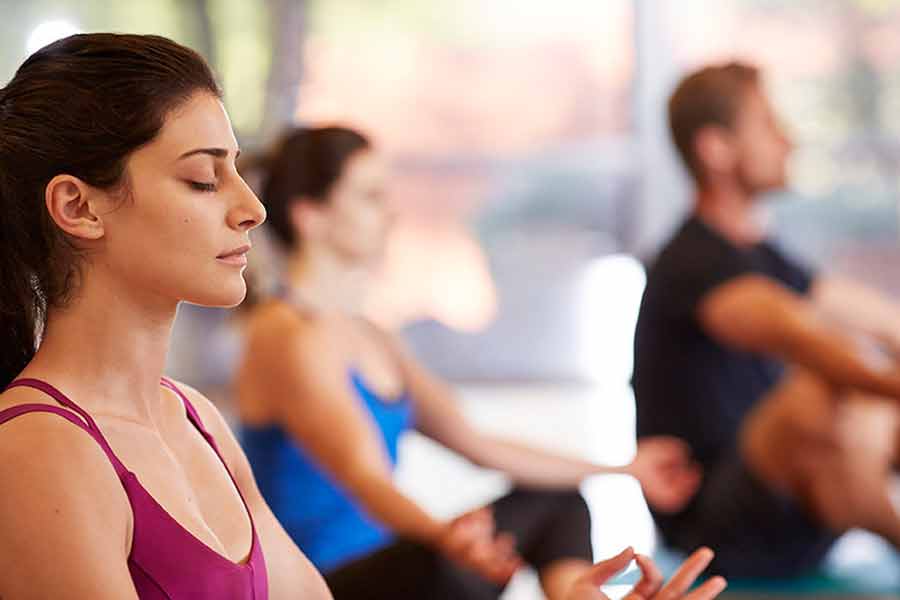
647, 218, 722, 278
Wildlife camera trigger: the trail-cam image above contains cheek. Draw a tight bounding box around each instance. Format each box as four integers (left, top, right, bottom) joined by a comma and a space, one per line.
108, 193, 213, 276
357, 208, 388, 244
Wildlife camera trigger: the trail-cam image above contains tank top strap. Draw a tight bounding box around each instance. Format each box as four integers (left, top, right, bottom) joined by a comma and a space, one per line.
159, 377, 256, 520
2, 379, 129, 477
159, 377, 220, 452
0, 402, 91, 431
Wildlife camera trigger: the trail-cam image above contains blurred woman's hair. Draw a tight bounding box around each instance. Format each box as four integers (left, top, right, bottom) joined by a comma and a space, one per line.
236, 126, 371, 309
255, 126, 371, 249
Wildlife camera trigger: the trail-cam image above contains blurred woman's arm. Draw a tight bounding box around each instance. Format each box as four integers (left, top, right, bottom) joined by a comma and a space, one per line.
380, 329, 700, 512
243, 317, 519, 583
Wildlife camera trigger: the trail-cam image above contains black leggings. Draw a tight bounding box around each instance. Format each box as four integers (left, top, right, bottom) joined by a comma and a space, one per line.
324, 489, 593, 600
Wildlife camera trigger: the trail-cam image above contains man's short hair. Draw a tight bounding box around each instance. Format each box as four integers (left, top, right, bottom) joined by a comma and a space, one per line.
668, 62, 761, 181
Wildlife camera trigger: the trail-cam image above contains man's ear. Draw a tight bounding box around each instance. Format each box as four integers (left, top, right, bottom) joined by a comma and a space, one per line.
694, 125, 738, 177
44, 174, 105, 241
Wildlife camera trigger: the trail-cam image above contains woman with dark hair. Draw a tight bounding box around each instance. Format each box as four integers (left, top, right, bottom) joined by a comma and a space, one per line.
236, 126, 727, 600
0, 34, 332, 599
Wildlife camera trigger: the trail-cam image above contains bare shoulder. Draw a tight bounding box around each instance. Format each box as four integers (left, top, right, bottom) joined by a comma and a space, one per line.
0, 385, 122, 474
0, 388, 135, 596
0, 387, 131, 554
244, 300, 346, 360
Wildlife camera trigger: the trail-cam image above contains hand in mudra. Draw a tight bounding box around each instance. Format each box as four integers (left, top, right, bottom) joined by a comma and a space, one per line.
566, 547, 726, 600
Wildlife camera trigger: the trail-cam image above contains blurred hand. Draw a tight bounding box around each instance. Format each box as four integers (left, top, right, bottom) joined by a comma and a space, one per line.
566, 547, 727, 600
436, 507, 522, 585
627, 436, 702, 514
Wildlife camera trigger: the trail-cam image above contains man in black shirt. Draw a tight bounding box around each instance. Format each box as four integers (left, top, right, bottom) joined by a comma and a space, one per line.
634, 63, 900, 578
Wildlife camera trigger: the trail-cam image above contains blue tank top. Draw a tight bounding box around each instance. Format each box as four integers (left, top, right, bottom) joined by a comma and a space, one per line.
240, 369, 414, 572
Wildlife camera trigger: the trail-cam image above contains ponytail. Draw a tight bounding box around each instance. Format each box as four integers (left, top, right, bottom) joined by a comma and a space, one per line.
0, 170, 42, 387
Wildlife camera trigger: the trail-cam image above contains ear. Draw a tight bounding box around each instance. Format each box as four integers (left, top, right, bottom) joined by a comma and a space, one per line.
288, 199, 327, 241
693, 125, 738, 178
44, 175, 105, 241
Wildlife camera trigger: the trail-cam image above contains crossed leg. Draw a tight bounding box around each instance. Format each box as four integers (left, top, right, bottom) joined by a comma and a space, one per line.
740, 368, 900, 547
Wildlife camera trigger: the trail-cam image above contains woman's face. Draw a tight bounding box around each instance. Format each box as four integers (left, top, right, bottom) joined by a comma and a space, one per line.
96, 92, 265, 308
317, 150, 392, 264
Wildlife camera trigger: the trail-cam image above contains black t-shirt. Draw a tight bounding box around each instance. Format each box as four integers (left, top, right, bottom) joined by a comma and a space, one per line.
633, 217, 814, 471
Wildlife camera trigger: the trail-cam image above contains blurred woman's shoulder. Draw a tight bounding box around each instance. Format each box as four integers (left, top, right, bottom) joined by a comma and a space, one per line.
243, 298, 352, 357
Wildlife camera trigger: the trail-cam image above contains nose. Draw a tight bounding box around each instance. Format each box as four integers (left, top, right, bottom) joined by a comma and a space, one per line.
229, 177, 267, 232
782, 133, 794, 154
777, 124, 793, 154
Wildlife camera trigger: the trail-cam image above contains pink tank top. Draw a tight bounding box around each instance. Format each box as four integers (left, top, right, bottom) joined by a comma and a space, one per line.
0, 378, 268, 599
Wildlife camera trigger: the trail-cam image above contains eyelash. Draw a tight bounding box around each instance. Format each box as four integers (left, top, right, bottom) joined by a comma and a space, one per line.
189, 181, 217, 193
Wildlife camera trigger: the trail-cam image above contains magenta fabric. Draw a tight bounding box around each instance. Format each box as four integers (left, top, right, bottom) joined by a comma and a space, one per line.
1, 377, 268, 599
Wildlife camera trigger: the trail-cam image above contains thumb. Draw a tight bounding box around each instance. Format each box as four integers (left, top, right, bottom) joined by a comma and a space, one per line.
584, 547, 636, 586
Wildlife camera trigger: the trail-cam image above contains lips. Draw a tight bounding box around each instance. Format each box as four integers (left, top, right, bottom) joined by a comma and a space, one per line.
216, 244, 250, 265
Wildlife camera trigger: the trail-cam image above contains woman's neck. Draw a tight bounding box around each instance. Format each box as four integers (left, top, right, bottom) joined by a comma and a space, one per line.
23, 270, 177, 424
284, 247, 369, 315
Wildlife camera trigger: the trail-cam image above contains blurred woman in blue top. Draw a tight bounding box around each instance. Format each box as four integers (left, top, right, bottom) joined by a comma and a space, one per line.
235, 126, 725, 600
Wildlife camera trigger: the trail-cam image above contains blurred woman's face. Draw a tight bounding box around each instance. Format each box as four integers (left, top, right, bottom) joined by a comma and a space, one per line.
318, 150, 392, 265
94, 92, 266, 308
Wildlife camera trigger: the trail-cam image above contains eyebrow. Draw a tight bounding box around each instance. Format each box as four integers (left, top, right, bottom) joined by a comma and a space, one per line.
178, 147, 241, 160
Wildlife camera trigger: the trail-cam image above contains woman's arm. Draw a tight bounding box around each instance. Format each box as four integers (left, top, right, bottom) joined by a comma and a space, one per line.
254, 320, 447, 544
177, 383, 333, 600
235, 318, 519, 584
0, 409, 138, 600
380, 330, 700, 511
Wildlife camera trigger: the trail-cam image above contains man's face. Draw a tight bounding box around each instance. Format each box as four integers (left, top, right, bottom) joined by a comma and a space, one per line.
731, 85, 793, 195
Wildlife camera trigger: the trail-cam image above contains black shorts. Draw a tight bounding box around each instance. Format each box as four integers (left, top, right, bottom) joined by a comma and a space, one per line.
325, 488, 593, 599
657, 450, 838, 579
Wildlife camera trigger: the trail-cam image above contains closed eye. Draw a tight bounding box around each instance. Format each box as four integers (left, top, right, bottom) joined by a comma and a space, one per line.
189, 181, 217, 193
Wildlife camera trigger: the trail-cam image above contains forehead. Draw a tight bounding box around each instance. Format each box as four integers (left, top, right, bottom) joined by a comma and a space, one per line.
737, 84, 773, 120
342, 150, 385, 181
150, 92, 238, 160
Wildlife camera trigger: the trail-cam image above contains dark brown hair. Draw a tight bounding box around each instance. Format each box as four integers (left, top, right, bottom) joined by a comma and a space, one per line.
256, 126, 371, 248
0, 33, 221, 387
668, 62, 760, 182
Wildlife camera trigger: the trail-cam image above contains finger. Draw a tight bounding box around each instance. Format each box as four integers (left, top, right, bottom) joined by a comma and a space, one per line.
467, 545, 502, 583
472, 544, 519, 585
683, 576, 727, 600
474, 506, 494, 525
658, 547, 715, 597
659, 436, 692, 452
630, 554, 664, 598
584, 547, 636, 586
467, 508, 494, 537
448, 519, 489, 557
494, 532, 518, 560
495, 554, 523, 584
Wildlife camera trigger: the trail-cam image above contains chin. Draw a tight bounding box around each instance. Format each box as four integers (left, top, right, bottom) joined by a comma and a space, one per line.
185, 280, 247, 308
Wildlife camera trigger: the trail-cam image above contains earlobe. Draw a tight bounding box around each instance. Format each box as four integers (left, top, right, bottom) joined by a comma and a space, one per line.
44, 174, 105, 241
694, 126, 736, 175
